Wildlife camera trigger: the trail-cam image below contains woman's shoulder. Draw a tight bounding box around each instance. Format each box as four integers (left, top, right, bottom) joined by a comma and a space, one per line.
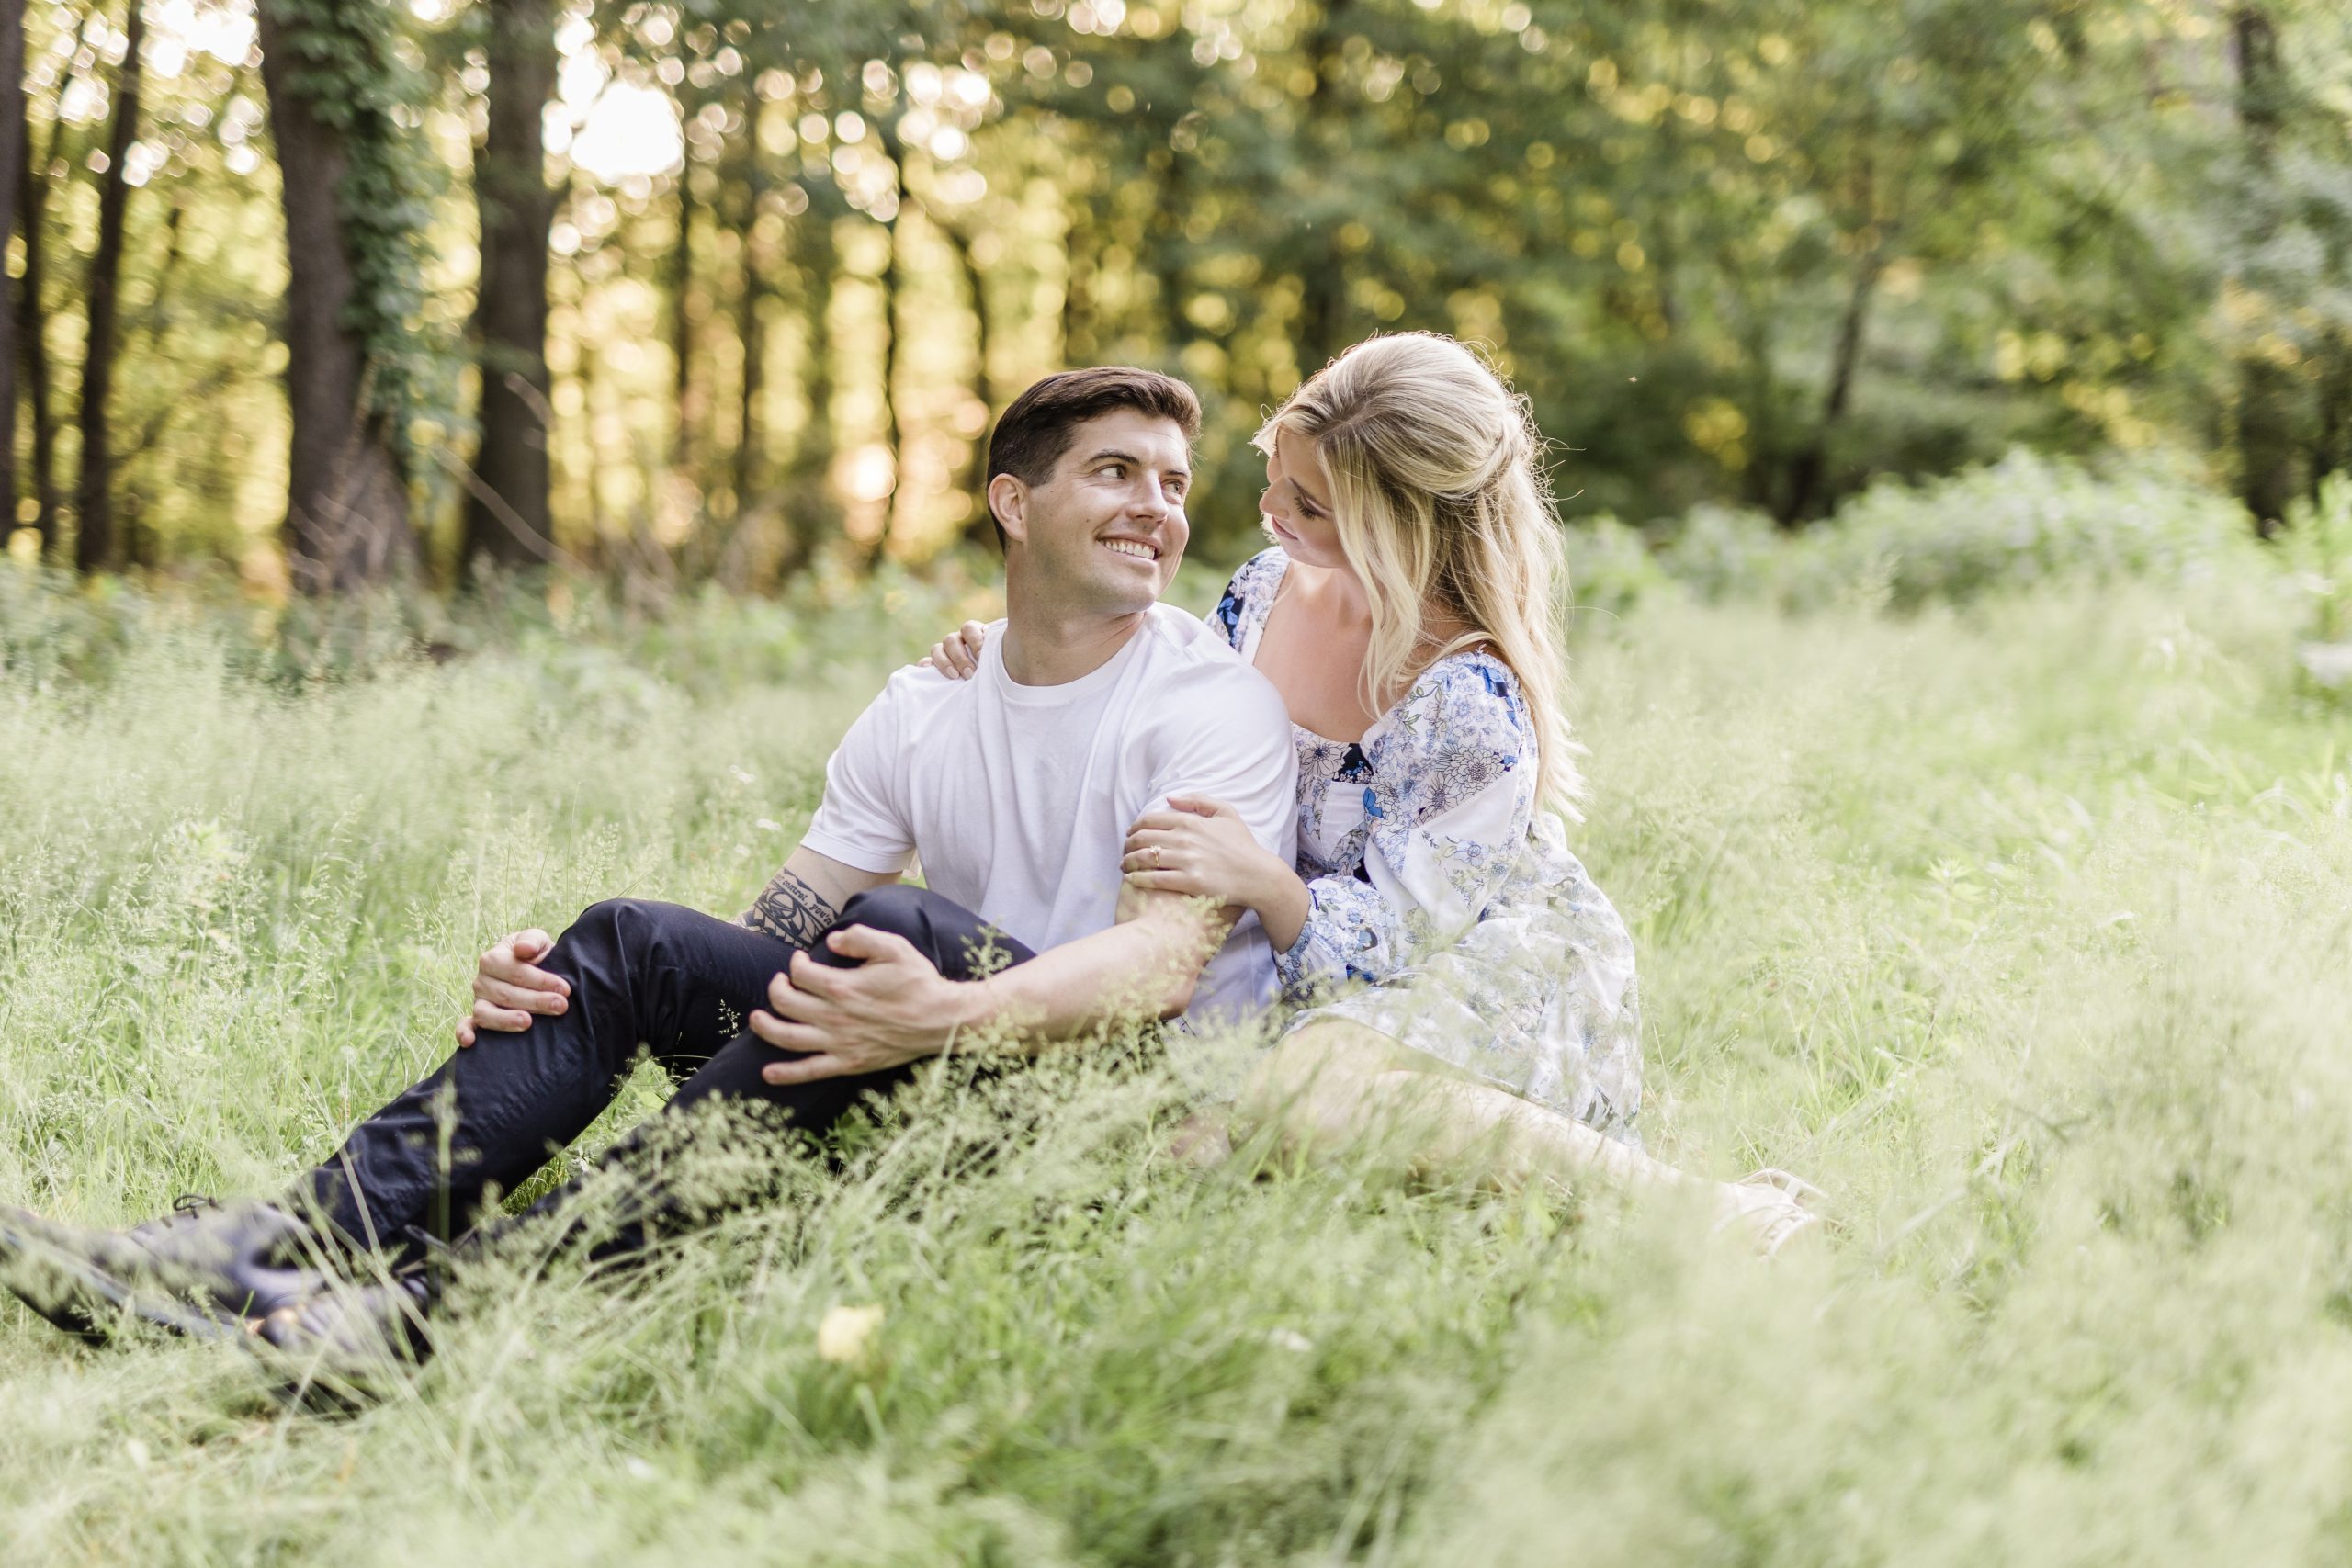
1227, 545, 1290, 603
1208, 545, 1289, 648
1399, 649, 1532, 740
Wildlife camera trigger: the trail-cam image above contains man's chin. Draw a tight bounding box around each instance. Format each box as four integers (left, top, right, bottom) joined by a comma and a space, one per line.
1090, 567, 1174, 610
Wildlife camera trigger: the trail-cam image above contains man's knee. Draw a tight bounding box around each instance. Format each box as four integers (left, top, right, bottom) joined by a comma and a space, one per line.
563, 897, 693, 965
831, 886, 1021, 976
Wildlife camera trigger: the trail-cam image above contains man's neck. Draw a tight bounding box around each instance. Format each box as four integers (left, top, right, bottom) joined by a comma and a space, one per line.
1001, 581, 1152, 686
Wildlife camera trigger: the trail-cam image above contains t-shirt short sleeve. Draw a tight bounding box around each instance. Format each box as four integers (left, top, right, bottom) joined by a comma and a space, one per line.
800, 674, 919, 875
1138, 659, 1299, 868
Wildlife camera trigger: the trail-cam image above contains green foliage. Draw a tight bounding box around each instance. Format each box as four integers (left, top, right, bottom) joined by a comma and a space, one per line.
2284, 472, 2352, 643
21, 0, 2352, 581
1645, 449, 2275, 615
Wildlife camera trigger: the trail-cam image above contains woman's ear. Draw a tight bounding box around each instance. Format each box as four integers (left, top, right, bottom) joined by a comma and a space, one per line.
988, 473, 1030, 545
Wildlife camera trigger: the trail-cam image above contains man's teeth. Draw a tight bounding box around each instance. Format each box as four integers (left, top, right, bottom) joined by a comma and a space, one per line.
1102, 540, 1158, 559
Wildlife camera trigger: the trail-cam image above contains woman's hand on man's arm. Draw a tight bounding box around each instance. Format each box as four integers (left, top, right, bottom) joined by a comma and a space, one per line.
1121, 795, 1313, 951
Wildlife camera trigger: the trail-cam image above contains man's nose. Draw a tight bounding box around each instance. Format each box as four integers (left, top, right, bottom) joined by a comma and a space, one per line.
1127, 481, 1172, 522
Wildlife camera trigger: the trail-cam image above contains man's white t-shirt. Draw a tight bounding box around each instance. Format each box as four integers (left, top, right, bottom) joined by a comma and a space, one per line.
799, 603, 1299, 1026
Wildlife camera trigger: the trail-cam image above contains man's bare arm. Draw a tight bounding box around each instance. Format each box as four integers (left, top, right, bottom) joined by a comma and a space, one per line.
749, 888, 1237, 1082
740, 846, 900, 945
959, 888, 1236, 1043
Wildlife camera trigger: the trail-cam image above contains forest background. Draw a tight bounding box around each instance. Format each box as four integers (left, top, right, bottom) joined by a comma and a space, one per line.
3, 0, 2351, 598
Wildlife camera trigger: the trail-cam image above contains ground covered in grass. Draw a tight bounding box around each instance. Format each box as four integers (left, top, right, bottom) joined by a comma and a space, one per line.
7, 502, 2352, 1562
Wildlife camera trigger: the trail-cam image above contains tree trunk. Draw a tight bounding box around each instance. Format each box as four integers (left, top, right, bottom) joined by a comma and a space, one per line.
783, 201, 837, 570
1294, 0, 1352, 377
460, 0, 557, 574
74, 0, 143, 573
2231, 4, 2297, 533
1778, 244, 1883, 526
732, 168, 767, 512
0, 0, 24, 534
941, 216, 999, 548
1061, 208, 1091, 364
256, 0, 413, 592
17, 11, 97, 556
874, 116, 908, 545
2314, 331, 2352, 496
670, 151, 697, 477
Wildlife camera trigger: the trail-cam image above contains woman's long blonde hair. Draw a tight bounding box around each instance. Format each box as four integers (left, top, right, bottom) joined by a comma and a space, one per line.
1258, 333, 1583, 813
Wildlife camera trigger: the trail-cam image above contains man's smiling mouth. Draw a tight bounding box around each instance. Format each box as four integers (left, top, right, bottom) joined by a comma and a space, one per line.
1102, 538, 1159, 560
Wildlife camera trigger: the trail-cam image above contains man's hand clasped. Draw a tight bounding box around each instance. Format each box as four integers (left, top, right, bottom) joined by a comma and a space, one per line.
749, 925, 976, 1085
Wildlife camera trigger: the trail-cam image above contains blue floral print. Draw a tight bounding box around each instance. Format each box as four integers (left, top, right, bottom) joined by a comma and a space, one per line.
1210, 547, 1644, 1136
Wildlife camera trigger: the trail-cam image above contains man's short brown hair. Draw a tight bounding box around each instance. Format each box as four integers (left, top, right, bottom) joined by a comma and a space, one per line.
982, 367, 1202, 548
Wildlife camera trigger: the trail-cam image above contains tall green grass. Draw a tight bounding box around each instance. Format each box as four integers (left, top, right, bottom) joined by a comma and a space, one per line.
6, 504, 2352, 1562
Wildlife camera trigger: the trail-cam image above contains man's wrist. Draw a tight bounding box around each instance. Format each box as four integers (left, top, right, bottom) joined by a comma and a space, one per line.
939, 973, 993, 1037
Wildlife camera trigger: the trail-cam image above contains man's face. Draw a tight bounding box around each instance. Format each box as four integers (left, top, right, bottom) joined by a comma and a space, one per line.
1000, 409, 1192, 614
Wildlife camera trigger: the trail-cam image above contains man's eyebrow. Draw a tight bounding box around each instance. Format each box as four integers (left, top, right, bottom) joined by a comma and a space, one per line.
1081, 446, 1192, 480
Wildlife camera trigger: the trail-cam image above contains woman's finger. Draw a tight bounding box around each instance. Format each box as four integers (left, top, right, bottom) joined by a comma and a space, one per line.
1123, 868, 1202, 894
455, 1018, 476, 1049
1164, 794, 1232, 817
1122, 823, 1202, 852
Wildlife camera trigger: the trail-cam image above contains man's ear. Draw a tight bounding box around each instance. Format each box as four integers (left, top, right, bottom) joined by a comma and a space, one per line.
988, 473, 1028, 545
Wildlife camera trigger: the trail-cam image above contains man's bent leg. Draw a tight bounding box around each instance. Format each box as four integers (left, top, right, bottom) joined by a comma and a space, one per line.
511, 886, 1034, 1257
292, 899, 805, 1251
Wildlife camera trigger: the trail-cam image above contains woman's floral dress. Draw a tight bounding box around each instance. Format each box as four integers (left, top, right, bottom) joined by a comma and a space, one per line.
1213, 547, 1644, 1138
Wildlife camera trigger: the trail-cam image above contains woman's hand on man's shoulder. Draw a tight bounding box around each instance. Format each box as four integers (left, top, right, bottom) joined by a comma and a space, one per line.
918, 621, 989, 680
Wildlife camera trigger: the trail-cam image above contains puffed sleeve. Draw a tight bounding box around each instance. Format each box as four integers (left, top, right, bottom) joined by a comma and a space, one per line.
1204, 547, 1286, 656
1275, 660, 1538, 995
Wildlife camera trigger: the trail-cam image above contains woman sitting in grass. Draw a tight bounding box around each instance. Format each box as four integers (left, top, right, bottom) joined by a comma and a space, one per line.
930, 333, 1823, 1255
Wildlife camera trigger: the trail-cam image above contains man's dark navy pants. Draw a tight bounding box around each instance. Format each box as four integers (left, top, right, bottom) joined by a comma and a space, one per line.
290, 886, 1032, 1258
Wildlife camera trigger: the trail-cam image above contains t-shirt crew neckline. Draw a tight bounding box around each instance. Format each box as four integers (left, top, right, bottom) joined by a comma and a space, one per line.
984, 617, 1150, 705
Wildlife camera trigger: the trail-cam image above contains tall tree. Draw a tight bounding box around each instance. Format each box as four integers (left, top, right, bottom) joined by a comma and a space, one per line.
0, 0, 24, 533
730, 140, 767, 513
2230, 3, 2299, 532
670, 118, 701, 481
873, 109, 908, 510
461, 0, 557, 572
17, 8, 96, 557
939, 210, 996, 547
74, 0, 145, 573
783, 187, 840, 569
254, 0, 419, 592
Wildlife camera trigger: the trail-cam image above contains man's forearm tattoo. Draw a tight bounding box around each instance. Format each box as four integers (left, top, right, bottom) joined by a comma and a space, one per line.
739, 870, 838, 947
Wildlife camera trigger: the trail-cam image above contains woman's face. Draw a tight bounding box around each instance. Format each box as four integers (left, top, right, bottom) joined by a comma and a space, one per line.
1260, 425, 1349, 572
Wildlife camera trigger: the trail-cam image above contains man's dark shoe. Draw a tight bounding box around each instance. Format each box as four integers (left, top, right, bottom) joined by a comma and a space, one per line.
0, 1197, 339, 1343
245, 1269, 437, 1402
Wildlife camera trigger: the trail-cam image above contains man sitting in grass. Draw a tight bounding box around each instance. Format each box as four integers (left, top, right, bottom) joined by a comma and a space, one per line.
0, 367, 1297, 1361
